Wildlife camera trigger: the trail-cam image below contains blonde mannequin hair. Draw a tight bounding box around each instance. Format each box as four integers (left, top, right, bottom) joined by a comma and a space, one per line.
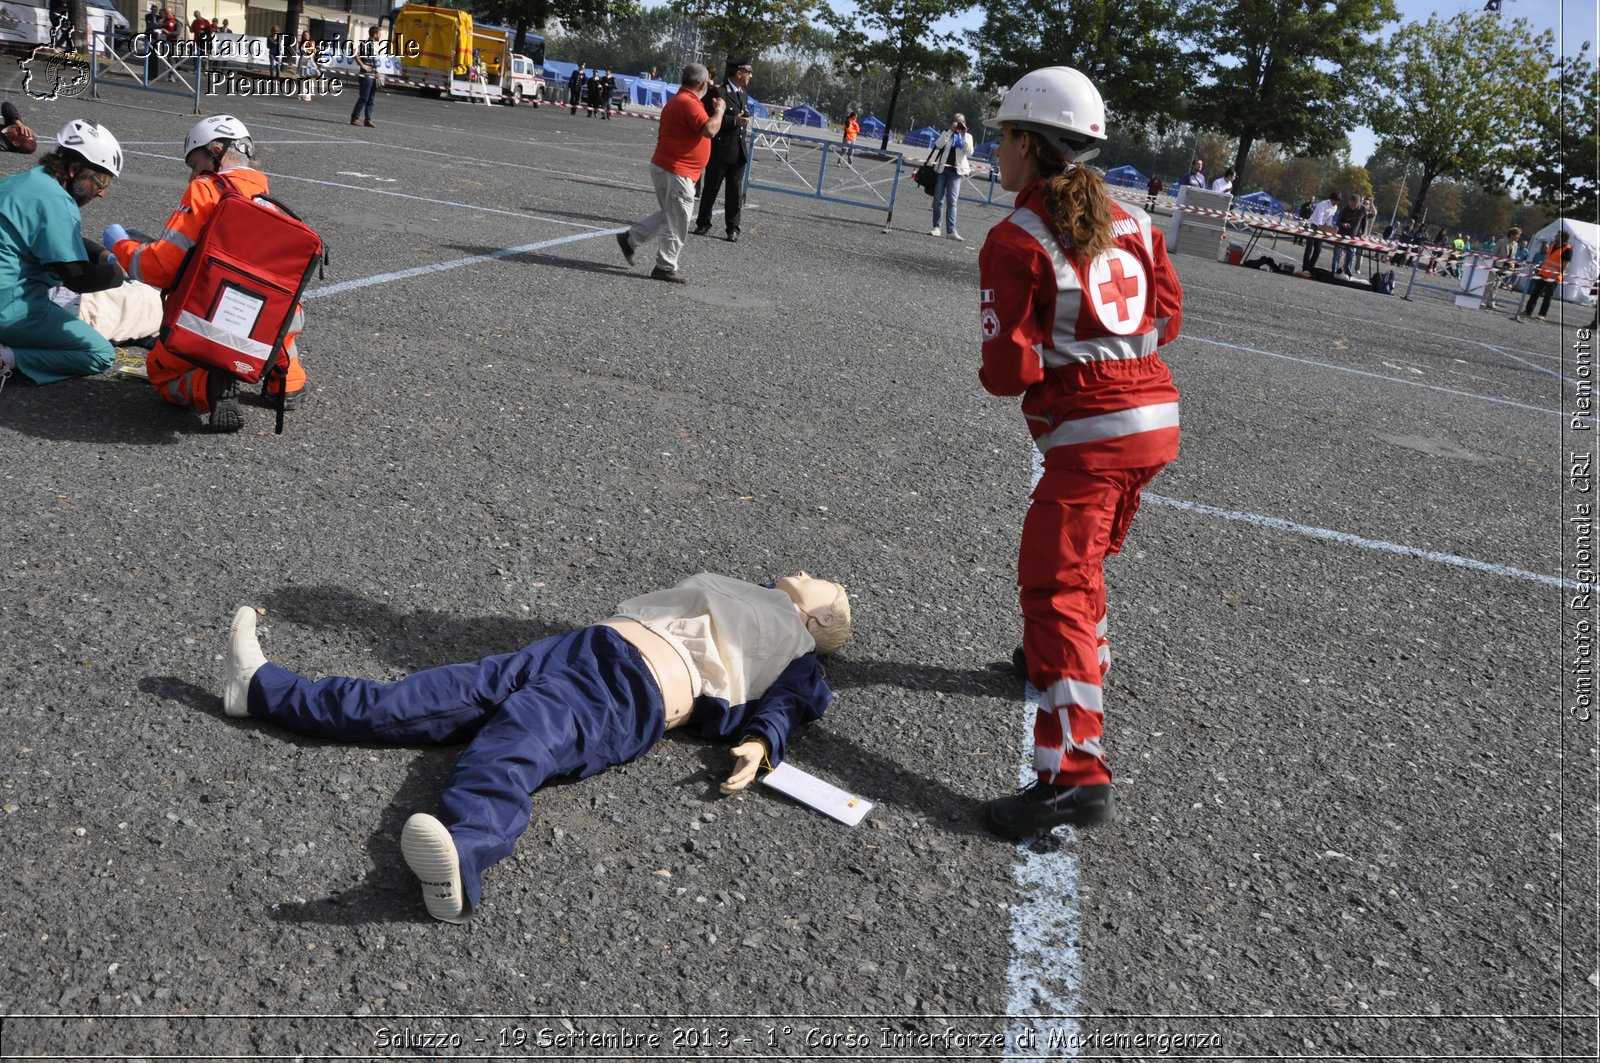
809, 584, 853, 655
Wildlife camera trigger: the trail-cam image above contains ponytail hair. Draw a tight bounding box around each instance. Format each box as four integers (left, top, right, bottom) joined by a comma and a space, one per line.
1024, 128, 1115, 261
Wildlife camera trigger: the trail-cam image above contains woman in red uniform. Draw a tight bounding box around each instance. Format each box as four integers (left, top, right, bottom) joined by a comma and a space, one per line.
977, 67, 1184, 838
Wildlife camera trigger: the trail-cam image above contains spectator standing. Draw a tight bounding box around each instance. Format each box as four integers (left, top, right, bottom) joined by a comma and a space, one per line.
1513, 230, 1573, 323
188, 12, 210, 53
1330, 195, 1366, 276
1209, 166, 1235, 194
693, 58, 752, 242
1177, 157, 1205, 188
842, 110, 860, 163
976, 66, 1183, 837
1301, 190, 1340, 272
1479, 226, 1521, 311
267, 24, 284, 80
350, 26, 379, 127
1145, 173, 1164, 211
297, 28, 317, 100
568, 64, 584, 114
615, 64, 726, 283
929, 113, 972, 241
0, 120, 125, 391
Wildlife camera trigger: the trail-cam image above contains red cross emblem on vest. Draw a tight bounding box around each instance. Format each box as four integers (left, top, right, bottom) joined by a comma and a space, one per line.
1086, 248, 1148, 336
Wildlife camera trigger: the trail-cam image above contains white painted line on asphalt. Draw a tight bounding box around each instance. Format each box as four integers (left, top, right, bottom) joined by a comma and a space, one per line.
1003, 451, 1083, 1059
1474, 341, 1581, 386
1185, 335, 1562, 415
305, 228, 622, 299
122, 148, 606, 229
1183, 284, 1560, 360
1145, 492, 1580, 591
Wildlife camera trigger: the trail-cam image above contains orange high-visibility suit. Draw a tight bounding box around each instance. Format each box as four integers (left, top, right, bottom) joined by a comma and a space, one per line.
111, 167, 307, 412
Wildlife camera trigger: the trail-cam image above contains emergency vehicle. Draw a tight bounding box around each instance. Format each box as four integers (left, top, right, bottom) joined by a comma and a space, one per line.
0, 0, 118, 53
390, 3, 542, 105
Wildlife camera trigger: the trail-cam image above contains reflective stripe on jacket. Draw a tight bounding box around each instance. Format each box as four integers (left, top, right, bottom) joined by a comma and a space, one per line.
978, 181, 1182, 477
112, 167, 272, 289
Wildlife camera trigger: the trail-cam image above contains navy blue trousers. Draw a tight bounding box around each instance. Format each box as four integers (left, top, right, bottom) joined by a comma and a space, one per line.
247, 625, 664, 909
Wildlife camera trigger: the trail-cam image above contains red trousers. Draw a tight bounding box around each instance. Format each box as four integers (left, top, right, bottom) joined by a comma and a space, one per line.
1020, 464, 1165, 786
146, 341, 306, 413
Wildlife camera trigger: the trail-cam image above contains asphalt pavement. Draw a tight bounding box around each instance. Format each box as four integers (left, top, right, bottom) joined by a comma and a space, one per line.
0, 74, 1595, 1060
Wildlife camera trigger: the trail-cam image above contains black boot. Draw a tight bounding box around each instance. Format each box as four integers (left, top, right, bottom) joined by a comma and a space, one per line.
985, 780, 1114, 839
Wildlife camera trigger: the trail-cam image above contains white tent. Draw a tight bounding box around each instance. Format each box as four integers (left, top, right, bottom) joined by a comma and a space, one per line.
1529, 218, 1599, 304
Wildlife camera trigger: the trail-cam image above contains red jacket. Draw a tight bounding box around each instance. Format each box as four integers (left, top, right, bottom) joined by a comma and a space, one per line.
978, 180, 1182, 479
113, 167, 272, 289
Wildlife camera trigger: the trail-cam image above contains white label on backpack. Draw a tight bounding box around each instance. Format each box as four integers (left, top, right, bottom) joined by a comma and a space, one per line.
211, 284, 265, 338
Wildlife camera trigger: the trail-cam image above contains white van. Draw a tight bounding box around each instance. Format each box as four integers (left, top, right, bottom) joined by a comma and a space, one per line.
0, 0, 118, 52
505, 52, 542, 104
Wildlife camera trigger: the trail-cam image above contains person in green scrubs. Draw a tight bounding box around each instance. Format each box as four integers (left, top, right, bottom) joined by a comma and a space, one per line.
0, 119, 127, 389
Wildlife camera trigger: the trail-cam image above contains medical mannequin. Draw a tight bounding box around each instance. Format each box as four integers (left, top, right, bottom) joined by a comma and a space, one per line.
222, 572, 851, 922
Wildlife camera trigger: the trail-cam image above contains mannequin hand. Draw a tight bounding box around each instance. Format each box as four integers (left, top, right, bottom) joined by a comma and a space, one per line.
102, 223, 129, 247
720, 739, 766, 794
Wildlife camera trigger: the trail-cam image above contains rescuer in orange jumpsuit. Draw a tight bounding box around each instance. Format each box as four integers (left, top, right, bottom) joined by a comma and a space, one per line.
108, 115, 307, 432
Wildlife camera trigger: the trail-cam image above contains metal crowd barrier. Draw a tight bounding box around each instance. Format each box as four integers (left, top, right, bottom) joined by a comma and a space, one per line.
89, 30, 204, 112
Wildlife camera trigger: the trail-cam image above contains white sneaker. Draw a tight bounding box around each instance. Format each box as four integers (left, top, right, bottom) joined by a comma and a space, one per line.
947, 230, 964, 242
401, 813, 468, 923
223, 606, 267, 719
930, 227, 942, 237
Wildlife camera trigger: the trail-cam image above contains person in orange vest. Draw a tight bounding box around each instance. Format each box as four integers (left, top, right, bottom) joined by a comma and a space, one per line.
107, 115, 308, 432
1512, 230, 1573, 324
842, 110, 860, 163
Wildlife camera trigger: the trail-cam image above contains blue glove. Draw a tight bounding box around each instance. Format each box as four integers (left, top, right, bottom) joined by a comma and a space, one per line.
102, 223, 129, 247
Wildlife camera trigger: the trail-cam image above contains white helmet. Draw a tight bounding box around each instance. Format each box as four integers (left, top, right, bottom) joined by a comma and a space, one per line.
184, 114, 253, 158
56, 119, 122, 177
985, 66, 1106, 163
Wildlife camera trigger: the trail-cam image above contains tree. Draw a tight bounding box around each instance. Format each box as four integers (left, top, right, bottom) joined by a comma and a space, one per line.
1514, 45, 1598, 218
1331, 162, 1372, 199
474, 0, 639, 56
669, 0, 811, 64
969, 0, 1190, 134
1366, 12, 1557, 219
1184, 0, 1397, 190
546, 7, 675, 74
820, 0, 971, 150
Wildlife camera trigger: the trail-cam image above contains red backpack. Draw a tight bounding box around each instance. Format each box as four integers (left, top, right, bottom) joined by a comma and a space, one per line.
159, 173, 326, 432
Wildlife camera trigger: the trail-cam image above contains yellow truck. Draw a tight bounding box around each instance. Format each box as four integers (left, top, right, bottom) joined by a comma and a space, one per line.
390, 3, 542, 105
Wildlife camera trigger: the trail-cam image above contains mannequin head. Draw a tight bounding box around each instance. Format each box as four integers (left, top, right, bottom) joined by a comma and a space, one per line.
776, 572, 852, 655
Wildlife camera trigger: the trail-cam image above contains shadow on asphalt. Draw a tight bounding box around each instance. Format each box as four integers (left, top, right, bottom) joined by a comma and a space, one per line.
444, 243, 629, 279
260, 584, 576, 673
3, 376, 197, 444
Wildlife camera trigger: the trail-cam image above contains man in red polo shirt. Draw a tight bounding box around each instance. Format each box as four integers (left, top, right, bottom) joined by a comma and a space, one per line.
616, 63, 725, 283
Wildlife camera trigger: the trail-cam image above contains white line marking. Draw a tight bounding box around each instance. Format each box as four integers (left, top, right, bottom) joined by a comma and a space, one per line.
1004, 451, 1082, 1059
1185, 335, 1562, 415
305, 228, 623, 299
1474, 341, 1581, 386
1145, 492, 1580, 591
121, 148, 605, 229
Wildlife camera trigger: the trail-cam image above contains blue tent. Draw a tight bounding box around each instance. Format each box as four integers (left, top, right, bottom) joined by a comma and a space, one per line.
859, 114, 886, 139
626, 76, 673, 107
1235, 190, 1285, 216
747, 97, 771, 119
783, 103, 829, 128
902, 125, 939, 148
973, 138, 999, 161
544, 60, 581, 83
1104, 165, 1148, 189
